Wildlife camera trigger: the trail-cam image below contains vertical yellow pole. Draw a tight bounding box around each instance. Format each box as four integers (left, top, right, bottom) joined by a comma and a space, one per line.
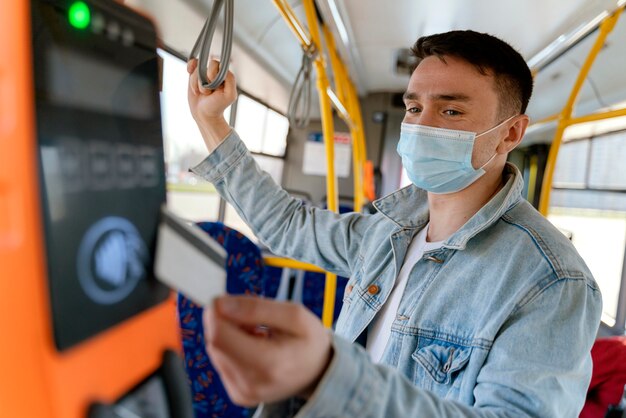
347, 81, 368, 210
527, 155, 538, 204
322, 24, 369, 212
538, 9, 622, 215
302, 0, 338, 328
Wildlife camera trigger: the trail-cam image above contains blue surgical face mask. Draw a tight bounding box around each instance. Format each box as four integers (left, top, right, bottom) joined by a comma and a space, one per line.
396, 116, 515, 194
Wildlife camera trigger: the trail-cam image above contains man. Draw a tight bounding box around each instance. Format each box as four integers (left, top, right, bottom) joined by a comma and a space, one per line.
187, 30, 601, 417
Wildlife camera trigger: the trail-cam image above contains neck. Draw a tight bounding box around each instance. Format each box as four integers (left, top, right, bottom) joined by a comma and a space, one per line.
426, 162, 506, 242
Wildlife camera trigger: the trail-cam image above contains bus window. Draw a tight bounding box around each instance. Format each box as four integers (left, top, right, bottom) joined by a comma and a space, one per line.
223, 93, 289, 240
159, 48, 230, 222
234, 94, 289, 157
548, 124, 626, 328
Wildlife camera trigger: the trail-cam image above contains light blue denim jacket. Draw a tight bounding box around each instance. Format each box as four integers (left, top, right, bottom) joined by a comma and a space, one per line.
191, 131, 602, 418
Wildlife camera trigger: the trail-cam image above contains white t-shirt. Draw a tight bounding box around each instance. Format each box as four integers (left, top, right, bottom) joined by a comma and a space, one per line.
366, 224, 444, 363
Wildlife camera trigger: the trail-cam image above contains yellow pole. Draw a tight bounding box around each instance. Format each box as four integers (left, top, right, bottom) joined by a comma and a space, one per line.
271, 0, 368, 327
527, 155, 538, 204
271, 0, 313, 49
533, 113, 559, 126
347, 80, 368, 209
566, 107, 626, 126
538, 9, 622, 215
263, 257, 326, 273
322, 25, 347, 106
322, 24, 364, 212
301, 0, 338, 329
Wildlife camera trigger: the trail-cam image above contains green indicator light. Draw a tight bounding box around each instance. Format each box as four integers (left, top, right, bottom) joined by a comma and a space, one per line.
69, 1, 91, 30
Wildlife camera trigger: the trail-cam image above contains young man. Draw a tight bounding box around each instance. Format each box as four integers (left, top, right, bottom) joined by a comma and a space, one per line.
187, 30, 601, 417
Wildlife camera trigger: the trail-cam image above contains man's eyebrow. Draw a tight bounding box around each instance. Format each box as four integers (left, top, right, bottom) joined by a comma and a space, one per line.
402, 91, 471, 102
403, 91, 418, 101
434, 93, 471, 102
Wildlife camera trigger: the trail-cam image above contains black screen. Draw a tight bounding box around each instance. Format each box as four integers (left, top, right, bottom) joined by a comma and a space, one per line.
32, 0, 169, 350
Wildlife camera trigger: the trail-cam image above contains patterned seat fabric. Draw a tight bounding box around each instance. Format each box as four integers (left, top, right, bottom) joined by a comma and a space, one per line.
178, 222, 263, 418
262, 268, 347, 323
301, 272, 348, 322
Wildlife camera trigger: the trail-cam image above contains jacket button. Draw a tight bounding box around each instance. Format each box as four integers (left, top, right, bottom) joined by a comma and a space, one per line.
367, 284, 380, 295
345, 284, 354, 295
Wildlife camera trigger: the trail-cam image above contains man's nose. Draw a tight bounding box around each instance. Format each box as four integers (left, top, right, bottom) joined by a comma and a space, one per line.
414, 108, 439, 127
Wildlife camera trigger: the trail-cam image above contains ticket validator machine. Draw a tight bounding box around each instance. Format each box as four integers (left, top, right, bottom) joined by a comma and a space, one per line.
0, 1, 193, 417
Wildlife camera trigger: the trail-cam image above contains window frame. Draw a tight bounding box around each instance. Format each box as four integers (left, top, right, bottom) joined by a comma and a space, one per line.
158, 44, 290, 224
234, 90, 290, 159
552, 128, 626, 335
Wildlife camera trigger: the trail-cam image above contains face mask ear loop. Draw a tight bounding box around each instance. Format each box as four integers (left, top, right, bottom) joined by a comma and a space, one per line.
479, 152, 498, 170
475, 115, 517, 139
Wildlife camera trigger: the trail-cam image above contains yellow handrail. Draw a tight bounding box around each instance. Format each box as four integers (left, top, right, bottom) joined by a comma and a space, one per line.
301, 0, 339, 329
263, 257, 326, 273
322, 24, 366, 212
271, 0, 313, 50
538, 7, 623, 215
532, 113, 559, 126
527, 155, 538, 204
565, 107, 626, 126
271, 0, 368, 328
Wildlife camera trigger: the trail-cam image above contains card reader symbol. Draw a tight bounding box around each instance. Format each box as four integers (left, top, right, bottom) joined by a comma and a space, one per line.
77, 217, 148, 305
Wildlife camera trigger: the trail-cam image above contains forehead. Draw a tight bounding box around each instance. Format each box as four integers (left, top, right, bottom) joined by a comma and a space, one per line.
406, 55, 499, 106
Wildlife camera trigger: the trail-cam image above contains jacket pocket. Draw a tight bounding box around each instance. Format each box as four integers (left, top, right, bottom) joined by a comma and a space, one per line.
412, 342, 471, 397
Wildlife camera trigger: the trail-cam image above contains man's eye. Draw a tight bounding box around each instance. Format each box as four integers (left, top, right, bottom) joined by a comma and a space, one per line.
406, 107, 421, 114
443, 109, 461, 116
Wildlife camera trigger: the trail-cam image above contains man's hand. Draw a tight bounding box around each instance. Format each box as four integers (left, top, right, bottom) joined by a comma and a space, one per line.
187, 59, 237, 152
203, 296, 334, 407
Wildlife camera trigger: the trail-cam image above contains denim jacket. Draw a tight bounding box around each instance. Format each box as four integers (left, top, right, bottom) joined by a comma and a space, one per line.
192, 131, 602, 418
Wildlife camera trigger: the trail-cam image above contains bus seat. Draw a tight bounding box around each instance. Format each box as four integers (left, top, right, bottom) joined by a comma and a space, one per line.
301, 272, 349, 323
263, 203, 353, 324
580, 336, 626, 418
178, 222, 264, 418
263, 267, 348, 324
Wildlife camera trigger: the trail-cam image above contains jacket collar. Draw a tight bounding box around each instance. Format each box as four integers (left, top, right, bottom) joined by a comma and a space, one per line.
372, 163, 525, 250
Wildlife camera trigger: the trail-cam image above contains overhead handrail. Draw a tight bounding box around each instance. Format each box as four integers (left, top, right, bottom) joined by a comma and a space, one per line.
288, 49, 315, 128
189, 0, 234, 90
538, 6, 624, 215
528, 3, 626, 73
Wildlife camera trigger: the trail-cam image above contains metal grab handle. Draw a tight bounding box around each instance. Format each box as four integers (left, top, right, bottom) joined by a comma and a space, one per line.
189, 0, 234, 90
288, 50, 314, 128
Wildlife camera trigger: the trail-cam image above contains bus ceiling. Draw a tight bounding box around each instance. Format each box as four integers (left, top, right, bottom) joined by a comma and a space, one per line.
125, 0, 626, 127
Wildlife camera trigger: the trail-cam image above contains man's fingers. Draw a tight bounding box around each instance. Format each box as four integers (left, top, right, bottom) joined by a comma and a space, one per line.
223, 70, 237, 100
207, 59, 220, 82
188, 61, 200, 96
204, 306, 274, 368
187, 58, 198, 74
215, 296, 316, 336
207, 347, 260, 407
196, 59, 219, 91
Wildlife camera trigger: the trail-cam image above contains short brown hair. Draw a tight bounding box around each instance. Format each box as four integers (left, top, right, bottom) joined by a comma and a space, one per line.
411, 30, 533, 117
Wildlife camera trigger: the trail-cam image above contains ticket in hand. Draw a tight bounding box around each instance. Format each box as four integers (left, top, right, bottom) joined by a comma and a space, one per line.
154, 207, 227, 306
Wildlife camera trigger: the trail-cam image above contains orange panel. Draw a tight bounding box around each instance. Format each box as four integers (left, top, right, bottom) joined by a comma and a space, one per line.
0, 1, 52, 417
0, 2, 182, 417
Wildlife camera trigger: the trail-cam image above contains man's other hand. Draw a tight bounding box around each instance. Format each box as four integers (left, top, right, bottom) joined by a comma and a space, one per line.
187, 59, 237, 152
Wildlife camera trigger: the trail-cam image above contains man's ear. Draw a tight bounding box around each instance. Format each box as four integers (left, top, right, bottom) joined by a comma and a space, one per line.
497, 115, 530, 154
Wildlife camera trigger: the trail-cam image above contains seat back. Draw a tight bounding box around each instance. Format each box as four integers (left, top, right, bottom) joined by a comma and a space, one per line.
178, 222, 263, 418
581, 337, 626, 418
